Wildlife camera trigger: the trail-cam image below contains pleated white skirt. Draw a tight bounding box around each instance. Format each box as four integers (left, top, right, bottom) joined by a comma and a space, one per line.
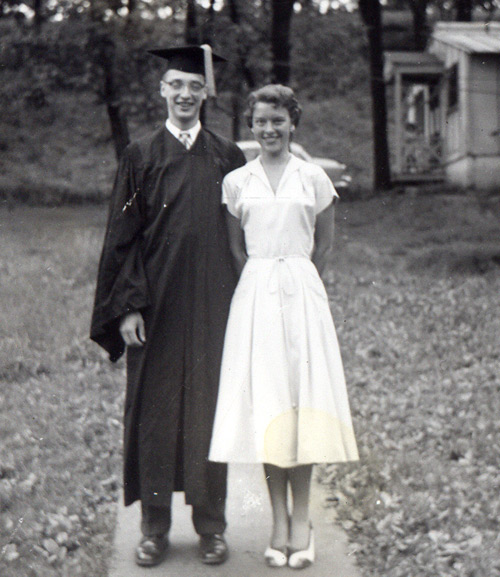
209, 256, 359, 467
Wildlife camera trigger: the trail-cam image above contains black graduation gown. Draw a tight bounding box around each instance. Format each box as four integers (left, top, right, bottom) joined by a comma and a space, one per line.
90, 126, 246, 508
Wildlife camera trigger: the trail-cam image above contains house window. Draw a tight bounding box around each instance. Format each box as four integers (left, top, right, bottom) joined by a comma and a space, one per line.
448, 64, 459, 110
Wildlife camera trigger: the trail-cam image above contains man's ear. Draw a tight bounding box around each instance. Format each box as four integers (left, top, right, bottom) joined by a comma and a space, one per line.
160, 81, 167, 98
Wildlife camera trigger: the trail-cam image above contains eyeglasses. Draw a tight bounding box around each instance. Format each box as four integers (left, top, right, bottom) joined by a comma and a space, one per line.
163, 80, 206, 94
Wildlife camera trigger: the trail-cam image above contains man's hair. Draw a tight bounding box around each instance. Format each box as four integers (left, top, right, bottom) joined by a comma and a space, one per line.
244, 84, 302, 129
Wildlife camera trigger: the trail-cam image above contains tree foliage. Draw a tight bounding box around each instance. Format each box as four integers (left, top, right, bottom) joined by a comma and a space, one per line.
3, 0, 499, 184
292, 7, 368, 99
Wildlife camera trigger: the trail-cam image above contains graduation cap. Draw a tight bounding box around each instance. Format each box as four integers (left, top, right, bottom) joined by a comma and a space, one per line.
148, 44, 226, 97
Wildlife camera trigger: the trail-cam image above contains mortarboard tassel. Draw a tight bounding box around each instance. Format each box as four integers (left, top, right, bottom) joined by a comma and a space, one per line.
201, 44, 216, 97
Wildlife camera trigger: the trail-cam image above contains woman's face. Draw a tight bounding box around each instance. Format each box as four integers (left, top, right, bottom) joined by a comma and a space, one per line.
251, 102, 294, 157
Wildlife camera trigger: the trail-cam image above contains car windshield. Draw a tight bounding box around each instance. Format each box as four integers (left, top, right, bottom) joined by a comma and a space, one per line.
290, 143, 312, 161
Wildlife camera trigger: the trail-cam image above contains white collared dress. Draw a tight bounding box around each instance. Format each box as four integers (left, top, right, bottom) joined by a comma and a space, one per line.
209, 155, 359, 467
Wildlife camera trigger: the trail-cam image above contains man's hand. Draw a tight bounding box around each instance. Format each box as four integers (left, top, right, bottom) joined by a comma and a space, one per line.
120, 312, 146, 347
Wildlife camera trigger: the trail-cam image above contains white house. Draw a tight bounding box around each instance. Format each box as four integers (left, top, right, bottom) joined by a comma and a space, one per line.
385, 22, 500, 189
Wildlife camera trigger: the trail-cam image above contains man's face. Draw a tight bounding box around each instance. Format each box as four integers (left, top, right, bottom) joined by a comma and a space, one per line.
160, 69, 207, 129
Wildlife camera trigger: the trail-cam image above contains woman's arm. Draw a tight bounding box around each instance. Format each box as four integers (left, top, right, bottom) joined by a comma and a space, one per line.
225, 209, 247, 276
312, 202, 335, 278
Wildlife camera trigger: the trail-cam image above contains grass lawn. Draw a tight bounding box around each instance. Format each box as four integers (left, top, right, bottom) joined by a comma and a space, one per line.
1, 194, 499, 576
0, 205, 121, 576
323, 194, 500, 577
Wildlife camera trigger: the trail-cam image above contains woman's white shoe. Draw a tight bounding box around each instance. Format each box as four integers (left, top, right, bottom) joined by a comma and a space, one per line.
264, 546, 288, 567
288, 527, 315, 569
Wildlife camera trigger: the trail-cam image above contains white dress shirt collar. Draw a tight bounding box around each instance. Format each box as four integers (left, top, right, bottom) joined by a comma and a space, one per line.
166, 119, 201, 148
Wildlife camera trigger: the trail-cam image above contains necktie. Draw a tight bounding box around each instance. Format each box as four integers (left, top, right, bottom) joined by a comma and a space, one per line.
178, 131, 192, 149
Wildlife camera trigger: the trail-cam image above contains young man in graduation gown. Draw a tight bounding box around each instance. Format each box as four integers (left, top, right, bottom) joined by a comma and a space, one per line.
90, 45, 246, 567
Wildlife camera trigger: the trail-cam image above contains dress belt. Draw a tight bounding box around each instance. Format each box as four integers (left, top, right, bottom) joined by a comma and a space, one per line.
248, 255, 307, 295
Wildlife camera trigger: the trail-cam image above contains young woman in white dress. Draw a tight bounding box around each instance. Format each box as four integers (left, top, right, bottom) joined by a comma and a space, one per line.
209, 85, 358, 569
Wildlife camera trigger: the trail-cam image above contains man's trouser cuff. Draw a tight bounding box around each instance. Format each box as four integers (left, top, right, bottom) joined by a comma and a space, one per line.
141, 502, 226, 536
141, 504, 172, 537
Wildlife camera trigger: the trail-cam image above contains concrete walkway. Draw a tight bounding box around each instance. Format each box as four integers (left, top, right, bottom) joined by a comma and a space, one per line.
108, 465, 360, 577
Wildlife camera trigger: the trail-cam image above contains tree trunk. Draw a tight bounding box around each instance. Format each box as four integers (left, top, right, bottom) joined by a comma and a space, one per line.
33, 0, 43, 31
455, 0, 473, 21
409, 0, 429, 50
359, 0, 391, 191
227, 0, 257, 140
95, 35, 130, 160
202, 0, 216, 44
271, 0, 294, 84
107, 102, 130, 160
228, 0, 239, 22
185, 0, 199, 44
227, 0, 256, 88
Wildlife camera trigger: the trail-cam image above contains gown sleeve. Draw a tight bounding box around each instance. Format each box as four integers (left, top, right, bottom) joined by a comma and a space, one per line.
229, 142, 247, 174
313, 167, 339, 214
90, 145, 150, 362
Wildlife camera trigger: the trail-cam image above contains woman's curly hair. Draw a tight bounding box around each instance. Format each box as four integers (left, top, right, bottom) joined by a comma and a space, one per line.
244, 84, 302, 129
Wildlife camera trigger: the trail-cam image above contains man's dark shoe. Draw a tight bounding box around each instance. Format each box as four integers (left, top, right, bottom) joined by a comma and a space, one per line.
199, 533, 229, 565
135, 534, 169, 567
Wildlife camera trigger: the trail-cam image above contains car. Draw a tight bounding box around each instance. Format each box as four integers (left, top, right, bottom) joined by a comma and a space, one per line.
236, 140, 352, 191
